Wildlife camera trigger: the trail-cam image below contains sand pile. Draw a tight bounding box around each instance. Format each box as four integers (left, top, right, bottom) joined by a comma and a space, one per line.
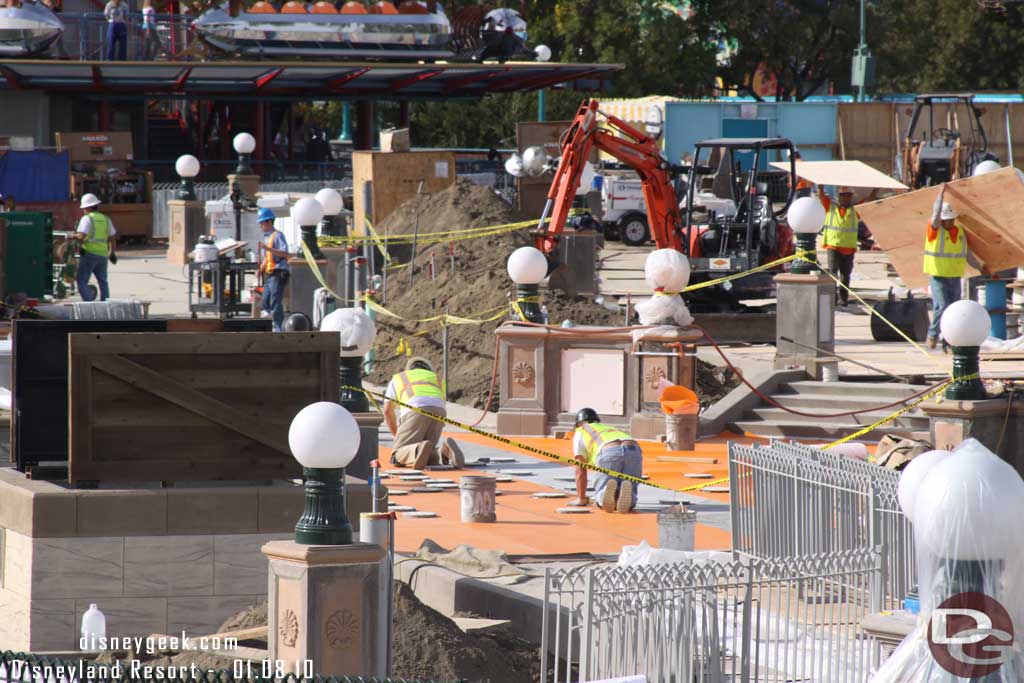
366, 179, 737, 410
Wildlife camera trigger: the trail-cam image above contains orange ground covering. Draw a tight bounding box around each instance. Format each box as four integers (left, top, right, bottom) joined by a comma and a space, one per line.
379, 431, 771, 555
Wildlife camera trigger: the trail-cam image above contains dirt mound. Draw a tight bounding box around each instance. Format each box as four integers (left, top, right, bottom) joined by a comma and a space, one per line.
152, 585, 539, 683
376, 177, 520, 236
367, 180, 736, 411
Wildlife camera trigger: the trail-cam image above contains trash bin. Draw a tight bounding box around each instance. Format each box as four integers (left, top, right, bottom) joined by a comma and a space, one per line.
658, 504, 697, 551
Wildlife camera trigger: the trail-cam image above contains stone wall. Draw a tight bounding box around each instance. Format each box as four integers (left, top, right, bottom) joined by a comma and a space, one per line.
0, 470, 373, 652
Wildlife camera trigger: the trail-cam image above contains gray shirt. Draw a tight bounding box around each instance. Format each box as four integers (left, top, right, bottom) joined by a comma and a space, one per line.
104, 1, 128, 24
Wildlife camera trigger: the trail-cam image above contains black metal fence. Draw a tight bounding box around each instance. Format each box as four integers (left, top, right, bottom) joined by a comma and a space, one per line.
0, 652, 454, 683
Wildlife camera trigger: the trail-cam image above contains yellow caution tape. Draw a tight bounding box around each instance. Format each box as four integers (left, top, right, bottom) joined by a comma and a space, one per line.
681, 250, 811, 293
349, 385, 727, 495
363, 218, 392, 265
811, 255, 936, 363
510, 295, 540, 323
363, 295, 514, 327
821, 373, 979, 449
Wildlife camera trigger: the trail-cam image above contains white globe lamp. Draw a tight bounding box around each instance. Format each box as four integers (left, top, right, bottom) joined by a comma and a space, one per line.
534, 44, 552, 62
320, 307, 377, 413
504, 153, 524, 178
973, 159, 1000, 176
521, 146, 549, 176
292, 197, 326, 259
507, 246, 548, 323
897, 449, 951, 522
787, 196, 825, 274
288, 401, 361, 545
233, 132, 256, 175
940, 299, 989, 400
315, 188, 345, 238
175, 154, 200, 200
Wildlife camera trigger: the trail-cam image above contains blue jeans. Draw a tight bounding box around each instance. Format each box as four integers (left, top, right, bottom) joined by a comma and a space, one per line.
106, 22, 126, 60
592, 441, 643, 509
77, 252, 109, 301
929, 276, 962, 341
263, 270, 288, 332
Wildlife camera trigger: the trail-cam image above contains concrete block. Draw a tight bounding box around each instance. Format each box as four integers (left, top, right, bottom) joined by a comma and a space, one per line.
73, 598, 166, 643
29, 599, 76, 652
495, 412, 522, 436
258, 484, 305, 533
0, 587, 30, 651
76, 490, 168, 537
32, 492, 78, 538
167, 595, 265, 636
124, 536, 214, 598
3, 529, 33, 597
166, 488, 259, 535
214, 533, 289, 596
0, 484, 34, 537
520, 413, 548, 436
33, 537, 124, 599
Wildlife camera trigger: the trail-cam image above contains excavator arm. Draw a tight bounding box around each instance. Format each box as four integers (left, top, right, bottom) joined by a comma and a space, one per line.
533, 99, 684, 259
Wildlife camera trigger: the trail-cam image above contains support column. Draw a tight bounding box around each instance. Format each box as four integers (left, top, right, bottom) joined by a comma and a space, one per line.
923, 397, 1024, 474
537, 89, 546, 122
339, 102, 352, 142
166, 198, 205, 265
773, 272, 836, 380
264, 541, 388, 677
355, 101, 374, 151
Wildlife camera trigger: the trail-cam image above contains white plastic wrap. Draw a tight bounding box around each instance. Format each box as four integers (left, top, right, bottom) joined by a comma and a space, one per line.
618, 539, 731, 567
643, 248, 690, 292
635, 293, 694, 327
319, 307, 377, 357
873, 439, 1024, 682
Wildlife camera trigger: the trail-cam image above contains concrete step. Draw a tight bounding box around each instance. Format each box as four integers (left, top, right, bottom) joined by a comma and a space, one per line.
744, 407, 929, 429
768, 393, 932, 411
733, 419, 920, 441
777, 381, 931, 400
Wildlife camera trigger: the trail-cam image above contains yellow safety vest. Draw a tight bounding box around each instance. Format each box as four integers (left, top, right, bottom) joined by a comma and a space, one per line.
578, 422, 633, 466
393, 368, 443, 403
83, 212, 111, 256
923, 224, 967, 278
822, 205, 858, 249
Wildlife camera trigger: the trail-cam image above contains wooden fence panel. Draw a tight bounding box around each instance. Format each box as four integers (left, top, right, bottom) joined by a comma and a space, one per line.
68, 332, 340, 483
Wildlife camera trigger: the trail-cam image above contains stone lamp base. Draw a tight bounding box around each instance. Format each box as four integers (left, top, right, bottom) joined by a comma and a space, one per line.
264, 540, 388, 677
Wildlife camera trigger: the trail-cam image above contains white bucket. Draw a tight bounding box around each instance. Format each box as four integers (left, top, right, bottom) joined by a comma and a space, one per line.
459, 476, 496, 523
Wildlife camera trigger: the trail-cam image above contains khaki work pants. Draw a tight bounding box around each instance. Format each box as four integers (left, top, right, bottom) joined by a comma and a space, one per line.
391, 405, 446, 468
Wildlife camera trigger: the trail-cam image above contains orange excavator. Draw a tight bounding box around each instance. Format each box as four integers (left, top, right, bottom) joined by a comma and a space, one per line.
532, 98, 798, 308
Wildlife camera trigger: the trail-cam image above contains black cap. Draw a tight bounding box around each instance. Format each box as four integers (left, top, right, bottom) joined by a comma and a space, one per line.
575, 408, 599, 425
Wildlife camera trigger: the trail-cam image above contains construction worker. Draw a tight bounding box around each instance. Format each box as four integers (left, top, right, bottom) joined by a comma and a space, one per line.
256, 207, 290, 332
817, 185, 878, 306
925, 185, 978, 349
73, 193, 117, 301
383, 357, 464, 469
570, 408, 643, 513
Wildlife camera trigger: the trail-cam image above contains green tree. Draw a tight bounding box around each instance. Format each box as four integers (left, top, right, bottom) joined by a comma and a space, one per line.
700, 0, 860, 100
871, 0, 1024, 92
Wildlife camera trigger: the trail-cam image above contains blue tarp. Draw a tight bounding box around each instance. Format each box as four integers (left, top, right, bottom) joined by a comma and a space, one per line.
0, 150, 70, 202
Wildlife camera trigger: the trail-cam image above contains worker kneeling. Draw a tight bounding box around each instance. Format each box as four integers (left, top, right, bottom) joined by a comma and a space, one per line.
572, 408, 643, 513
384, 357, 465, 469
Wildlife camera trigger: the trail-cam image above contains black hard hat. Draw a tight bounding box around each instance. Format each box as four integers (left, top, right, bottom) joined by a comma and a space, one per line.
575, 408, 599, 425
283, 312, 312, 332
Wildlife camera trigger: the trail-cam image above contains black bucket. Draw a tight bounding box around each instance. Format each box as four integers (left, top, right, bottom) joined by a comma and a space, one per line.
871, 289, 930, 342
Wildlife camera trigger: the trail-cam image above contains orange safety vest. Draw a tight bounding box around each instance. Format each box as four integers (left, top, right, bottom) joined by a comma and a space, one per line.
262, 231, 277, 274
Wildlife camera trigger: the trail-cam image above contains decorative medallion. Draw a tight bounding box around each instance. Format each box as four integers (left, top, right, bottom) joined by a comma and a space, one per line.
279, 609, 299, 647
325, 609, 359, 648
512, 361, 535, 386
644, 366, 667, 389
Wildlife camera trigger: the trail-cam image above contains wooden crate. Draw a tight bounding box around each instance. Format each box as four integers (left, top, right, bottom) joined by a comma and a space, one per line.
68, 331, 339, 483
351, 150, 456, 236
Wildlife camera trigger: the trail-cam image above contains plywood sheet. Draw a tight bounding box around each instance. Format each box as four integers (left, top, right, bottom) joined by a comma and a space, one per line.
770, 160, 907, 189
68, 331, 339, 483
855, 167, 1024, 289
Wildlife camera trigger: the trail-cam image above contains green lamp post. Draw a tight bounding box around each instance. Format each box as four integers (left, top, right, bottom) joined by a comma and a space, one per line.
288, 402, 360, 545
939, 300, 989, 401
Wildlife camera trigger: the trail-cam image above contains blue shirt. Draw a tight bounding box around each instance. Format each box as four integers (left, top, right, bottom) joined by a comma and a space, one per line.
263, 230, 291, 273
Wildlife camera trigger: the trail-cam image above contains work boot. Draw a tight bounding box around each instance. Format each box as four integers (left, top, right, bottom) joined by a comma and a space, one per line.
600, 480, 619, 513
439, 437, 465, 468
413, 442, 435, 470
926, 337, 937, 350
616, 481, 634, 513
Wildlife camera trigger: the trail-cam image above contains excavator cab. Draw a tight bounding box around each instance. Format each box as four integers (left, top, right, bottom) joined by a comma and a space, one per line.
683, 138, 797, 306
901, 94, 998, 189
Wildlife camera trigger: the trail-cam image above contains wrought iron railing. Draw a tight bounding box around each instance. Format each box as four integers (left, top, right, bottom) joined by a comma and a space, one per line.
541, 548, 884, 683
729, 441, 914, 609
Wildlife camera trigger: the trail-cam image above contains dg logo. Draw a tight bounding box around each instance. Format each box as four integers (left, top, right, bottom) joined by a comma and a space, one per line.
928, 592, 1014, 677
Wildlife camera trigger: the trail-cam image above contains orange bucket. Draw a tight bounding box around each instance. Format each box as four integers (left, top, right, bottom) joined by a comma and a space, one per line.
659, 384, 698, 415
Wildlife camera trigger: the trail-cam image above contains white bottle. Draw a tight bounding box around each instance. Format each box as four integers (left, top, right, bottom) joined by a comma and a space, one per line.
80, 604, 106, 651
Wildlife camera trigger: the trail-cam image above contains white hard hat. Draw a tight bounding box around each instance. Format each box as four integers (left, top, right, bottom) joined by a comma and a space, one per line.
80, 193, 101, 209
940, 202, 957, 221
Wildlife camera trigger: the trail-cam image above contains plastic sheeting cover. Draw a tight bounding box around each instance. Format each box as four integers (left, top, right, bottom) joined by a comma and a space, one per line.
0, 150, 70, 202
